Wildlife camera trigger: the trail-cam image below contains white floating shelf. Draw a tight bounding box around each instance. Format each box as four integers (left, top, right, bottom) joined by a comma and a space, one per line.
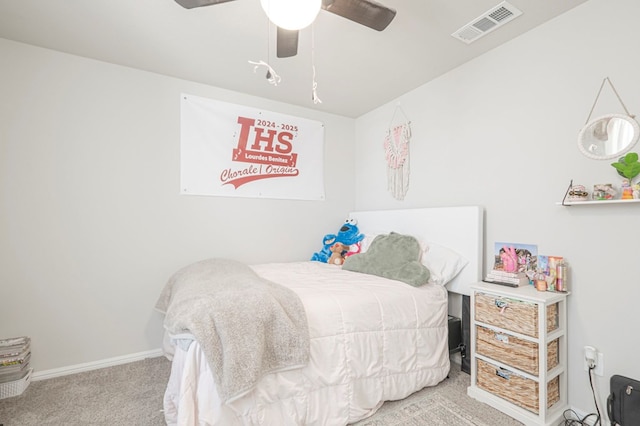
557, 199, 640, 206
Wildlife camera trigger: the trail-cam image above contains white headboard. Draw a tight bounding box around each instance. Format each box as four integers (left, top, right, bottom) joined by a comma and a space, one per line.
349, 206, 484, 296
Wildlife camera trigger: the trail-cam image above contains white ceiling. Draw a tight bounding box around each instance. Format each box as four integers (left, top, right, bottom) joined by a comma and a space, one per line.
0, 0, 589, 117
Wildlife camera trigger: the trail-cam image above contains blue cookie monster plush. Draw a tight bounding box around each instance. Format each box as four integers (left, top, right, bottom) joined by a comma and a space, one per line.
311, 218, 365, 263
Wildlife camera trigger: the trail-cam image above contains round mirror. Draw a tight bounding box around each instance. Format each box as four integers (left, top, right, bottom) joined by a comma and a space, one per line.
578, 114, 640, 160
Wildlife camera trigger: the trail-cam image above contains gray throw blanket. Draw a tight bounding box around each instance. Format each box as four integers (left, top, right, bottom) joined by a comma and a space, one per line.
155, 258, 310, 402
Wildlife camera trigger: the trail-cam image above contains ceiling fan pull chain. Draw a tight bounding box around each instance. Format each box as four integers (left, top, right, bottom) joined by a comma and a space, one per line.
312, 66, 322, 104
245, 17, 281, 86
248, 60, 281, 86
311, 24, 322, 104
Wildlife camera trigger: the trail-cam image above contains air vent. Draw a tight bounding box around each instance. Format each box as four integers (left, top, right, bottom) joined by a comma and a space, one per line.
451, 1, 522, 44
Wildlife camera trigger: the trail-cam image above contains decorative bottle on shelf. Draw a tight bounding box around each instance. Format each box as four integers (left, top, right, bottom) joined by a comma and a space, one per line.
621, 179, 634, 200
556, 261, 567, 292
534, 270, 547, 292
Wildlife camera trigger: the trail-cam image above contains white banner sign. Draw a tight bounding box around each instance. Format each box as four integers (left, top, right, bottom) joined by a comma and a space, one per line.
180, 94, 325, 200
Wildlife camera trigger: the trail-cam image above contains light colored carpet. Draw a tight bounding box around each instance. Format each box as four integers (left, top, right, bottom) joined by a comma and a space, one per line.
353, 393, 489, 426
0, 357, 522, 425
351, 364, 522, 426
0, 357, 169, 426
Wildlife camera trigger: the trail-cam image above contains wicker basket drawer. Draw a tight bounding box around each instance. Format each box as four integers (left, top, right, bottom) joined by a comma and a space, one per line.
474, 292, 558, 337
476, 325, 559, 376
477, 359, 560, 414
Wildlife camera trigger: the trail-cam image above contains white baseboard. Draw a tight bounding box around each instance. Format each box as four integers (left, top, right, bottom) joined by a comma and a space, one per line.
32, 348, 165, 381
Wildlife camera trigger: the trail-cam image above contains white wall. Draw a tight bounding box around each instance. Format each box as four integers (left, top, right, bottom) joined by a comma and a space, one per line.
354, 0, 640, 420
0, 38, 356, 373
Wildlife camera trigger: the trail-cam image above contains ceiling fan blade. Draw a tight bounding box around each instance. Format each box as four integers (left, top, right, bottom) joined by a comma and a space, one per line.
277, 27, 299, 58
174, 0, 236, 9
322, 0, 396, 31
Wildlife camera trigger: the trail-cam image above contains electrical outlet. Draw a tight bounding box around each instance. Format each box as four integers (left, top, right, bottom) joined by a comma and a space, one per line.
583, 347, 604, 376
584, 346, 596, 367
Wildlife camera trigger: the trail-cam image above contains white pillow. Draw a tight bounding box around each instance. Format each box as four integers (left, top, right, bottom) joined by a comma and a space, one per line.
358, 234, 379, 253
422, 242, 468, 286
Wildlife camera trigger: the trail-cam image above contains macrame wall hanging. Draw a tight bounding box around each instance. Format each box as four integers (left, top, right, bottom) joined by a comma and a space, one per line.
384, 104, 411, 200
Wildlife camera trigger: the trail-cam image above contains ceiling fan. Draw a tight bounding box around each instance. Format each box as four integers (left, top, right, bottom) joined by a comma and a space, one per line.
174, 0, 397, 58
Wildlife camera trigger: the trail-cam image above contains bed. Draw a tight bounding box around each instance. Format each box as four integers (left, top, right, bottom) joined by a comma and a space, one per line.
156, 206, 483, 426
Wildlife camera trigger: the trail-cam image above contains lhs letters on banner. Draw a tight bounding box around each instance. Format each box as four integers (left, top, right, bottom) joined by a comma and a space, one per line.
180, 93, 325, 200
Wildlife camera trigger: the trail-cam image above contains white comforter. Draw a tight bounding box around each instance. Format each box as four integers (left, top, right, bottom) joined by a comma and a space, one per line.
163, 261, 450, 426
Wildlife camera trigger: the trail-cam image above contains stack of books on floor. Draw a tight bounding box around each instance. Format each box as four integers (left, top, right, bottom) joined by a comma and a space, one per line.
484, 270, 529, 287
0, 336, 32, 399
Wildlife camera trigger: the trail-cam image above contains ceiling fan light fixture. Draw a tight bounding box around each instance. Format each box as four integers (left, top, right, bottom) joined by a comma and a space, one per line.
260, 0, 321, 30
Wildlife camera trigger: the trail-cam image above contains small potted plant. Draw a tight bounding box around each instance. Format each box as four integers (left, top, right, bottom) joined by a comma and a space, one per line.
611, 152, 640, 199
612, 152, 640, 181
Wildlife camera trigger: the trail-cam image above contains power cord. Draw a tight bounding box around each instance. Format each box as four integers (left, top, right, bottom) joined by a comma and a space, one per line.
560, 366, 601, 425
588, 365, 603, 425
562, 410, 599, 426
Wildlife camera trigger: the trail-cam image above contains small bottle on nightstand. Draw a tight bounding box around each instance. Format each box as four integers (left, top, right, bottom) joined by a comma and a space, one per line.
556, 261, 567, 292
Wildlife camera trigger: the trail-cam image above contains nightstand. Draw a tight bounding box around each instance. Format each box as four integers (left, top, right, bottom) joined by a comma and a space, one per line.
467, 282, 569, 426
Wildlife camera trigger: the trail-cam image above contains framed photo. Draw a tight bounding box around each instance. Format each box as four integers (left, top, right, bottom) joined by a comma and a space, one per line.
493, 242, 538, 274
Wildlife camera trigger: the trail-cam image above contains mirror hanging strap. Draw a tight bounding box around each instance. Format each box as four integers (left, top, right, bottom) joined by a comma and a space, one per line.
585, 77, 635, 124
